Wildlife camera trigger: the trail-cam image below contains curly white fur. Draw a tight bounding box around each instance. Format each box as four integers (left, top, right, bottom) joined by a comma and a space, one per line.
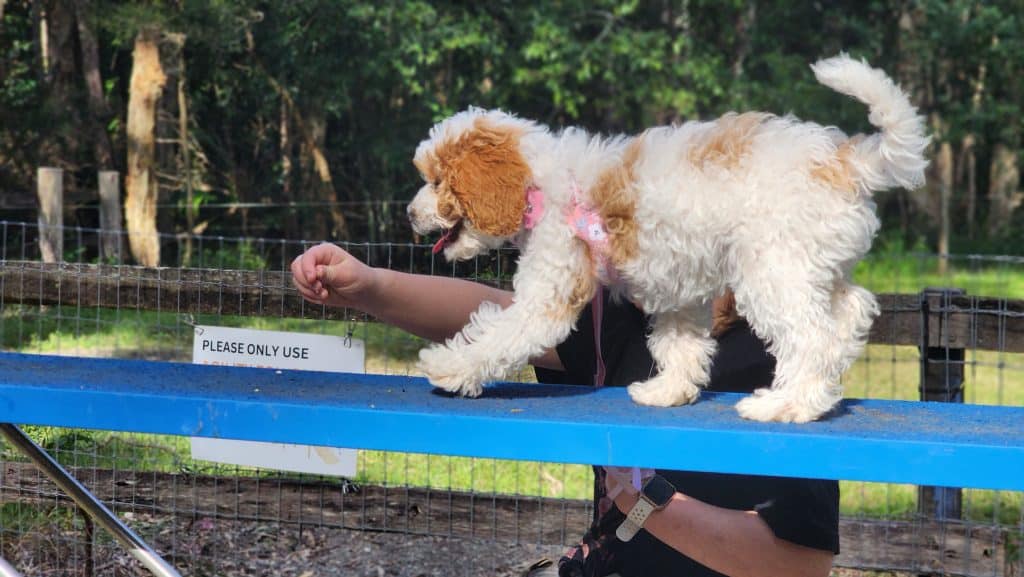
409, 55, 929, 423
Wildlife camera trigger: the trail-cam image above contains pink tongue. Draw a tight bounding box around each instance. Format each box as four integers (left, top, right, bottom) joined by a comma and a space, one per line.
432, 229, 453, 254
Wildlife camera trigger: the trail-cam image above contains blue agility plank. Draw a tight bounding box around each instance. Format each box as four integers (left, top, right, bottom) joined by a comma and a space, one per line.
0, 352, 1021, 491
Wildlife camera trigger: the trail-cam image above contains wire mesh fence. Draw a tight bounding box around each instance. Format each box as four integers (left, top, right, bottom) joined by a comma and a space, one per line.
0, 220, 1021, 576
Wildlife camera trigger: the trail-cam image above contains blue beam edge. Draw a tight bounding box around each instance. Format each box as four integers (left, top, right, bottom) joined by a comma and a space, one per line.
1, 353, 1021, 491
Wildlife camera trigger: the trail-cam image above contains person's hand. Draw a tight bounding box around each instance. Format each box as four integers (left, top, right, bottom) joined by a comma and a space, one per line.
604, 466, 656, 513
291, 243, 379, 309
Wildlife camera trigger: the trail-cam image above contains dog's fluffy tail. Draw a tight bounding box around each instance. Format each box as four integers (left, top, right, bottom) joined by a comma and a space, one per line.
811, 53, 929, 191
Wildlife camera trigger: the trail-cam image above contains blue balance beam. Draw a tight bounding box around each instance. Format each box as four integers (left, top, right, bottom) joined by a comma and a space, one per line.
0, 352, 1021, 491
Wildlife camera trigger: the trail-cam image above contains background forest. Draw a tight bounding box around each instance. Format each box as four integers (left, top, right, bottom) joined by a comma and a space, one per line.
0, 1, 1021, 266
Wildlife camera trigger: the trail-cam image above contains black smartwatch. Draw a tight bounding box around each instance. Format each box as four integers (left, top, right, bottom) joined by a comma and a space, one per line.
615, 474, 676, 541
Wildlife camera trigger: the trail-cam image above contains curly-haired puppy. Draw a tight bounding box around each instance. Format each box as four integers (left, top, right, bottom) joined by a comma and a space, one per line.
407, 55, 929, 423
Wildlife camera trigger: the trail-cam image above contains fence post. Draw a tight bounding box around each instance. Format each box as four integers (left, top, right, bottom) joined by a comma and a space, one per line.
918, 287, 965, 520
98, 170, 124, 263
36, 167, 63, 263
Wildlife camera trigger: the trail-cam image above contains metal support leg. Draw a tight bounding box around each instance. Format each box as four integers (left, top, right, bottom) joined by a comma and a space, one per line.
0, 557, 24, 577
0, 424, 182, 577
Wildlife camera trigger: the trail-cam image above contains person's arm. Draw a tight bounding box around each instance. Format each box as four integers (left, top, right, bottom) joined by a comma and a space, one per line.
611, 489, 834, 577
291, 243, 564, 369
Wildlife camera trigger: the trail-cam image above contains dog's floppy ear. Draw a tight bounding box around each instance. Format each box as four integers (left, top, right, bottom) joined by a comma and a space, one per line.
444, 120, 530, 236
435, 181, 464, 224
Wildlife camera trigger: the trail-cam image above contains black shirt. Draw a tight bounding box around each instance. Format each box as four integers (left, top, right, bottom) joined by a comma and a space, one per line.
535, 294, 840, 577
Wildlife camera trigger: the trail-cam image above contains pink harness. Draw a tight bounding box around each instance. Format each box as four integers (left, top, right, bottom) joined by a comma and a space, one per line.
523, 176, 618, 286
523, 180, 642, 491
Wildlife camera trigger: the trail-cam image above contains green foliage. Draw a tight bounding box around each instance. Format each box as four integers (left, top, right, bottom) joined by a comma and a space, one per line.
196, 241, 269, 270
0, 1, 1021, 250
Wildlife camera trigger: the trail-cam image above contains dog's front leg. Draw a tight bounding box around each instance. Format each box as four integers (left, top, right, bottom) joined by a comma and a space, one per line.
418, 248, 594, 397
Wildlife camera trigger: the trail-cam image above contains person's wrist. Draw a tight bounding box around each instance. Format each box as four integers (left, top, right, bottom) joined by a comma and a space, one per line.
613, 488, 640, 514
354, 266, 389, 312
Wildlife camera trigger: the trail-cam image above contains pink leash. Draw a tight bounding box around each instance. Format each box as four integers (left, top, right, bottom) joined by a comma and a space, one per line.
591, 287, 644, 491
592, 285, 607, 388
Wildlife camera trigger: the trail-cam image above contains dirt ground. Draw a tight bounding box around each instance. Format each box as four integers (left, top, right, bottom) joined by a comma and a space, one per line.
3, 513, 914, 577
4, 513, 565, 577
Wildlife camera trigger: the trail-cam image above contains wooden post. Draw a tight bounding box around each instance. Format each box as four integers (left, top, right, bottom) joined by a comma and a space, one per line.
918, 288, 964, 522
36, 167, 63, 263
98, 170, 123, 263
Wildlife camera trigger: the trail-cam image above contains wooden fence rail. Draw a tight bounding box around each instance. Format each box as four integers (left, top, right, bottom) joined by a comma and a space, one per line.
1, 261, 1022, 352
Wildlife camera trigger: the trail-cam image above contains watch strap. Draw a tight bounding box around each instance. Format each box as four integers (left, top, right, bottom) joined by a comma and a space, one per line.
615, 515, 642, 541
615, 495, 656, 541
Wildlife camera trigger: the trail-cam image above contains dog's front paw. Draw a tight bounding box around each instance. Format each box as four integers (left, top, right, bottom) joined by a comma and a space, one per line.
417, 345, 484, 398
735, 390, 823, 423
627, 375, 701, 407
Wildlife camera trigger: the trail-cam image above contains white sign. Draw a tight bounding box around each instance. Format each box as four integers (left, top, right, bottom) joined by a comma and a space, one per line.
190, 325, 362, 477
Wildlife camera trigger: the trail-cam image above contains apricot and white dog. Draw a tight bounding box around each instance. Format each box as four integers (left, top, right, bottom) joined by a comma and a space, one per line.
407, 55, 929, 423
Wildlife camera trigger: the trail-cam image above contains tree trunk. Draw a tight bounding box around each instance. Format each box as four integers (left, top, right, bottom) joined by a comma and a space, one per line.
958, 48, 987, 242
41, 1, 75, 88
915, 114, 946, 238
934, 140, 952, 275
40, 0, 80, 166
265, 73, 349, 239
302, 105, 331, 238
732, 0, 756, 79
124, 29, 167, 267
73, 0, 114, 169
985, 143, 1022, 239
303, 104, 348, 239
176, 35, 194, 266
896, 4, 940, 236
956, 134, 977, 240
279, 99, 299, 239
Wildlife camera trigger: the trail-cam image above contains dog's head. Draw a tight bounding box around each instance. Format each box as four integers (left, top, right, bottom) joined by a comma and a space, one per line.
408, 108, 535, 261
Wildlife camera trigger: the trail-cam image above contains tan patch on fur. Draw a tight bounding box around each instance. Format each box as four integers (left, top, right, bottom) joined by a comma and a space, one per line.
689, 112, 769, 170
435, 183, 464, 222
810, 136, 863, 197
435, 118, 531, 236
711, 290, 740, 338
590, 136, 645, 269
546, 271, 597, 322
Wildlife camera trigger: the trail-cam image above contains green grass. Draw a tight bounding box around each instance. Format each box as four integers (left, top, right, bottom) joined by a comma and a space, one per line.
0, 305, 425, 369
853, 252, 1024, 298
2, 255, 1023, 522
0, 501, 78, 532
357, 452, 594, 500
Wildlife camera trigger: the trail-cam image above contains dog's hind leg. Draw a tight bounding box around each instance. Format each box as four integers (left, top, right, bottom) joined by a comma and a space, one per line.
831, 279, 879, 367
627, 306, 717, 407
732, 262, 852, 423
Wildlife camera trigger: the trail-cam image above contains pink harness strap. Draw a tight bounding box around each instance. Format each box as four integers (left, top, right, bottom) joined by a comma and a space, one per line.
522, 176, 618, 286
567, 177, 618, 286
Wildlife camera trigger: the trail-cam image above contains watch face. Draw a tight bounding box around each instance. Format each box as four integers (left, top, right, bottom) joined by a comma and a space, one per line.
642, 476, 676, 506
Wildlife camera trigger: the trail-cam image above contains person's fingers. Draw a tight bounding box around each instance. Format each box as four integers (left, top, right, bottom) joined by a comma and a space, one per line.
291, 255, 314, 293
317, 263, 333, 286
293, 281, 324, 304
302, 247, 323, 284
293, 252, 333, 300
